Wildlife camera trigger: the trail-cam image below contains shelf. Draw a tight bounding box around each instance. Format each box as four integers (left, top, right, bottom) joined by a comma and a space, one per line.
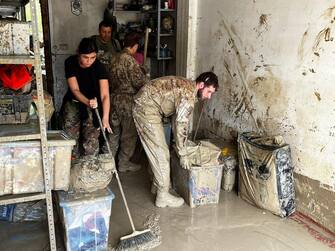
114, 10, 142, 13
0, 193, 46, 206
157, 56, 174, 60
0, 55, 35, 65
160, 9, 176, 12
0, 121, 41, 143
150, 32, 175, 37
160, 33, 175, 37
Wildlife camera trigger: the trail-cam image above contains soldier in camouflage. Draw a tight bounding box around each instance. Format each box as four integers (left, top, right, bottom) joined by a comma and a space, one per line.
133, 72, 219, 207
105, 32, 148, 172
91, 20, 121, 66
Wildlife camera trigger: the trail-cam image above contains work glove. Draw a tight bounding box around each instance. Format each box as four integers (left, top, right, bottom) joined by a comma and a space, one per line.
180, 156, 191, 170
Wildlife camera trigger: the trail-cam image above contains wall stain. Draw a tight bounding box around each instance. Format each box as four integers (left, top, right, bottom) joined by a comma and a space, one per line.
253, 76, 266, 86
322, 6, 335, 19
314, 91, 321, 101
254, 14, 270, 37
216, 12, 263, 132
298, 6, 335, 64
247, 71, 289, 132
298, 30, 308, 63
259, 14, 268, 26
313, 27, 332, 52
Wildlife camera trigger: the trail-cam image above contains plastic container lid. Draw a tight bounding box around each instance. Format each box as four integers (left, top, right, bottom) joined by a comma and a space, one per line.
0, 130, 76, 148
58, 187, 115, 207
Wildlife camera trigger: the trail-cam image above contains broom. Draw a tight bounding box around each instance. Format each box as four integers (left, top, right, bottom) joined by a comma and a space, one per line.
94, 108, 156, 250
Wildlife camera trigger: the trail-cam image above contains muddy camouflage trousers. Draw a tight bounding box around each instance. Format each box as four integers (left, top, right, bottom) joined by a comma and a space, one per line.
133, 106, 170, 192
62, 101, 100, 157
103, 108, 138, 165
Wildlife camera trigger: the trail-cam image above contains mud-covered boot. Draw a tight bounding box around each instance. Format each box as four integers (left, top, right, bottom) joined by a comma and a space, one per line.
155, 191, 184, 208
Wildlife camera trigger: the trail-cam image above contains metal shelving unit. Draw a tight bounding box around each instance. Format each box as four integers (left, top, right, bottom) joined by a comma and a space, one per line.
156, 0, 177, 76
113, 0, 177, 77
0, 0, 56, 250
0, 55, 35, 64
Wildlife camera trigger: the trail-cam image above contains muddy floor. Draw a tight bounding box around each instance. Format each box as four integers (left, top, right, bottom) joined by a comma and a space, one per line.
0, 167, 334, 251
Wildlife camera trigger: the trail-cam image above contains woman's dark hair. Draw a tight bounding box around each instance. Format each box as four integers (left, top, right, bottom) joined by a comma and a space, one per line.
123, 32, 142, 48
78, 37, 98, 54
196, 72, 219, 90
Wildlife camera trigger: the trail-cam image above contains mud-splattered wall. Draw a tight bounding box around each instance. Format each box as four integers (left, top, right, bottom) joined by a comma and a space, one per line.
193, 0, 335, 230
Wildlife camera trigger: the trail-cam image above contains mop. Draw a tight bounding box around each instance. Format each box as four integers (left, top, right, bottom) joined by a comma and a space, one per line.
94, 109, 157, 250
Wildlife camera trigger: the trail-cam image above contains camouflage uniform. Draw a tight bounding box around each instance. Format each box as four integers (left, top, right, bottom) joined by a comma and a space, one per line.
133, 76, 197, 192
63, 101, 100, 158
105, 49, 148, 168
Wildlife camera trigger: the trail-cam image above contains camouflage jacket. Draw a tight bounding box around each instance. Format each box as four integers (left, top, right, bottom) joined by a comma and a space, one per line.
109, 49, 148, 115
133, 76, 197, 153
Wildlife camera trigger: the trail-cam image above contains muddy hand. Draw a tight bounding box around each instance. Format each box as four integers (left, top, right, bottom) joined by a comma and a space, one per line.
180, 156, 191, 170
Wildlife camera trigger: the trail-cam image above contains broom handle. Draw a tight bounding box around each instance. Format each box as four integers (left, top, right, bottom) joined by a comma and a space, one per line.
94, 108, 137, 232
143, 27, 151, 66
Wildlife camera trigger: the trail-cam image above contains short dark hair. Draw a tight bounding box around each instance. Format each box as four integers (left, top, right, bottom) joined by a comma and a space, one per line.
123, 32, 142, 48
78, 37, 98, 54
99, 20, 112, 30
196, 72, 219, 90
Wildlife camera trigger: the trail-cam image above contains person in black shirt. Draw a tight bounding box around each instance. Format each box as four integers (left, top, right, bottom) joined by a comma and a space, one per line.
62, 37, 111, 158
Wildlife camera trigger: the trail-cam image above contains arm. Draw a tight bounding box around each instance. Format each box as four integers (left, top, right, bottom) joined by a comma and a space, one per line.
173, 98, 195, 155
99, 78, 112, 132
67, 77, 96, 107
127, 55, 148, 90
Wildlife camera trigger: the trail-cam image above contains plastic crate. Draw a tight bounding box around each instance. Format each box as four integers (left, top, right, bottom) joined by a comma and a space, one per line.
57, 188, 115, 251
0, 93, 32, 124
0, 20, 30, 55
0, 131, 76, 195
171, 149, 223, 208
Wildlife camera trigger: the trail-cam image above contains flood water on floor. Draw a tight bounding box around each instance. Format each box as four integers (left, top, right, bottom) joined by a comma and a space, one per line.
0, 168, 334, 251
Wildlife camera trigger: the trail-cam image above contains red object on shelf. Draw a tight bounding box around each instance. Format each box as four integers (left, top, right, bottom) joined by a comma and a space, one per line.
168, 0, 175, 9
0, 64, 32, 91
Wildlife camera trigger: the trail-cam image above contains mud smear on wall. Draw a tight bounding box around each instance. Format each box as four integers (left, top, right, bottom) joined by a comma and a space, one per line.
298, 30, 308, 63
247, 71, 290, 133
312, 27, 332, 52
259, 14, 268, 26
314, 91, 321, 101
216, 12, 264, 133
298, 6, 335, 65
322, 6, 335, 19
253, 14, 270, 38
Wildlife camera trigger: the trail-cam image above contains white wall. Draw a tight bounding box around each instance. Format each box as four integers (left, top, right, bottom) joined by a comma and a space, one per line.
194, 0, 335, 190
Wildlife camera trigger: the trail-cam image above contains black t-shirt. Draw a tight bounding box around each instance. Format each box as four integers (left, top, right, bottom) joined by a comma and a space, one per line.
64, 55, 108, 102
